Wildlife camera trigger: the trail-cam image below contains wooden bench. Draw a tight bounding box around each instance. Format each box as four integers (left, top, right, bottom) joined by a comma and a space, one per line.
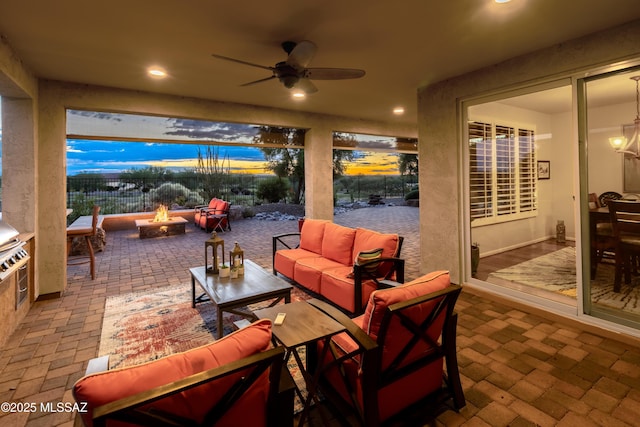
68, 214, 106, 255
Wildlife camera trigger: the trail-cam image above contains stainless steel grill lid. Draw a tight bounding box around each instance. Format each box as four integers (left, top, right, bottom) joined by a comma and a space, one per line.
0, 220, 20, 251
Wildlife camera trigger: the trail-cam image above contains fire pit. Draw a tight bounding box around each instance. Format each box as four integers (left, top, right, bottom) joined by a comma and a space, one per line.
134, 205, 188, 239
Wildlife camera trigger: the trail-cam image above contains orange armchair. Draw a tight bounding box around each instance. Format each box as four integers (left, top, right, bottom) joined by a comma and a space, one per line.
73, 320, 293, 427
308, 271, 465, 426
194, 198, 231, 232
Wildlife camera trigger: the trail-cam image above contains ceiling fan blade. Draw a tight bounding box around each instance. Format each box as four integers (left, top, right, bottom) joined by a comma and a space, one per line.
211, 53, 274, 71
294, 78, 318, 94
305, 68, 366, 80
286, 40, 317, 69
240, 76, 277, 87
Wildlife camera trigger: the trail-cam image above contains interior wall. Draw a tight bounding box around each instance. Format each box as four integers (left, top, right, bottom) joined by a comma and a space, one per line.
469, 101, 561, 256
586, 101, 634, 196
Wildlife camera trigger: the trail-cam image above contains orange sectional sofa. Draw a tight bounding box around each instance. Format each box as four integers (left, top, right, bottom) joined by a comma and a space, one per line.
273, 219, 404, 314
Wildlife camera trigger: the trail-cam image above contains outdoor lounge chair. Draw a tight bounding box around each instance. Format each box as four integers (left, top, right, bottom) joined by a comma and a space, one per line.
194, 198, 231, 232
73, 319, 294, 427
307, 271, 465, 427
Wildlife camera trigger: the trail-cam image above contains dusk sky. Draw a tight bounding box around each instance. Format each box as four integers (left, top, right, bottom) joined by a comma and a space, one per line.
0, 105, 409, 176
65, 138, 403, 177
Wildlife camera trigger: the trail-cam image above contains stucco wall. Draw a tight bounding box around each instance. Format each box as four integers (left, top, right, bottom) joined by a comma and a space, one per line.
418, 19, 640, 284
34, 81, 416, 295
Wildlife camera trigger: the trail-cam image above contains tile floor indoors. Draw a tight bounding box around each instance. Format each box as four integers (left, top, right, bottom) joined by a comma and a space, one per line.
1, 206, 640, 426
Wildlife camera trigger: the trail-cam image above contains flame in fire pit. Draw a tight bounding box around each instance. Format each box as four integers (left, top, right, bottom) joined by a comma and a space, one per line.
153, 205, 170, 222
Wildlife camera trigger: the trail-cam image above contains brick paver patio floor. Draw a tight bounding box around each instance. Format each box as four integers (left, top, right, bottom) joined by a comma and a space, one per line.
1, 205, 640, 426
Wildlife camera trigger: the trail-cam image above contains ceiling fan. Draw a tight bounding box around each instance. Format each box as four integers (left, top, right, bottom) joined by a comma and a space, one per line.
211, 40, 365, 94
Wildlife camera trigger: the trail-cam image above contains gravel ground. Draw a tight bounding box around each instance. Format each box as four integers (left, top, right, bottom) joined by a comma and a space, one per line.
251, 197, 407, 219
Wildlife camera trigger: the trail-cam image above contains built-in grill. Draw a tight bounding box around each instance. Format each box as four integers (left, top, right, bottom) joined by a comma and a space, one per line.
0, 220, 30, 283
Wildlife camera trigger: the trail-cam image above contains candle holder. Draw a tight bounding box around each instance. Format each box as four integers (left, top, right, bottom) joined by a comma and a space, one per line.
205, 232, 225, 274
230, 242, 244, 275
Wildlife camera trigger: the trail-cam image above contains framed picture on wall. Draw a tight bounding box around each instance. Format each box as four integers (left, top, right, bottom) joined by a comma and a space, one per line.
537, 160, 550, 180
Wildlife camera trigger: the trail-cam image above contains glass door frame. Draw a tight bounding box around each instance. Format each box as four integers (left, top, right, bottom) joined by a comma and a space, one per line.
578, 62, 640, 329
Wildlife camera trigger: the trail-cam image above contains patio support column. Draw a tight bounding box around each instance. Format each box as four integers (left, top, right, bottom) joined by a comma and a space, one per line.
1, 97, 37, 233
36, 82, 68, 296
304, 125, 334, 220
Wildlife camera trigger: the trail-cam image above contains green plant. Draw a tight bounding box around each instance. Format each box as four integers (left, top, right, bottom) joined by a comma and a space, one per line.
148, 182, 200, 207
242, 206, 255, 218
256, 177, 290, 203
405, 189, 419, 200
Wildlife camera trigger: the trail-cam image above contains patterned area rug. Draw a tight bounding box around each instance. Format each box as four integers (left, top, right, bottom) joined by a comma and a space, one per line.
99, 283, 311, 411
488, 247, 640, 314
488, 247, 577, 296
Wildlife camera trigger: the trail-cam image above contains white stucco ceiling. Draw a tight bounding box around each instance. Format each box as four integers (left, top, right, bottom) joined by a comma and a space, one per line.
1, 0, 640, 125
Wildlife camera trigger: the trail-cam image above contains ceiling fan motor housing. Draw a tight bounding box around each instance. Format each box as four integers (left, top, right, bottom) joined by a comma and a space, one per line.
274, 61, 301, 88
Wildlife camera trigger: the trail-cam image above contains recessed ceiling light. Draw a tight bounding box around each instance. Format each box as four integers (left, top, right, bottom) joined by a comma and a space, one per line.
393, 107, 405, 115
147, 67, 167, 78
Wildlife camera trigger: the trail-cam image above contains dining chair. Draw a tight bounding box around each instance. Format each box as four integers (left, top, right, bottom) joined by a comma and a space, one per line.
599, 191, 623, 207
589, 193, 615, 279
607, 200, 640, 292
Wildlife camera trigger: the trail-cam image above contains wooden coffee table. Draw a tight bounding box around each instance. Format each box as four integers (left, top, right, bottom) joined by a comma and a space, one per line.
189, 259, 293, 339
254, 300, 346, 427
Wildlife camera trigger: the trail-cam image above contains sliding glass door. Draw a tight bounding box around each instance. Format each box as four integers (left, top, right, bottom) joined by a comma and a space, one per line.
465, 83, 577, 306
582, 67, 640, 326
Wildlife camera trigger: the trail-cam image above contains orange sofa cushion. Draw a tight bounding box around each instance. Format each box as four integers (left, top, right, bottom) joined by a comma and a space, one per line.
321, 222, 357, 265
73, 319, 273, 427
274, 248, 321, 279
294, 256, 344, 294
362, 270, 450, 340
299, 219, 328, 254
321, 266, 378, 313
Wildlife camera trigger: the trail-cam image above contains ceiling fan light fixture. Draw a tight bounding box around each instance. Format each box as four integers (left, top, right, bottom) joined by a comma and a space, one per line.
291, 91, 306, 99
393, 106, 405, 115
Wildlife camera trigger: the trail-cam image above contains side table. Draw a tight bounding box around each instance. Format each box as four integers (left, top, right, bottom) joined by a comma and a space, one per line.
254, 299, 346, 427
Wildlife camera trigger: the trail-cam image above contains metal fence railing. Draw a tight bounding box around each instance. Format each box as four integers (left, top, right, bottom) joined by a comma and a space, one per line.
65, 174, 418, 221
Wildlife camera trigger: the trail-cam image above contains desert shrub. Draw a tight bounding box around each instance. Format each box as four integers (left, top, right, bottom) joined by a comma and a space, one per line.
242, 206, 255, 218
148, 182, 201, 207
405, 189, 419, 200
256, 177, 290, 203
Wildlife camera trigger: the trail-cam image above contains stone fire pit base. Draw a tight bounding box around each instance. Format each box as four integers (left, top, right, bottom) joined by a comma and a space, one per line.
134, 217, 188, 239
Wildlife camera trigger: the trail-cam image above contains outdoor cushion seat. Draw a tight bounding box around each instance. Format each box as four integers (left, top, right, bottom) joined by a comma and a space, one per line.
273, 248, 322, 280
73, 319, 294, 427
294, 256, 346, 294
308, 271, 465, 426
320, 266, 380, 314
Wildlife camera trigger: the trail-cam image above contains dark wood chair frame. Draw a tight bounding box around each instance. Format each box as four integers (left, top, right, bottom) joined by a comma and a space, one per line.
79, 346, 294, 427
306, 284, 465, 427
589, 193, 616, 279
608, 200, 640, 292
272, 233, 405, 314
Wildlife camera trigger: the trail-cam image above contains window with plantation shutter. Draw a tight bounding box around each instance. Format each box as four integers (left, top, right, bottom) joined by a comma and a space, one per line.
469, 121, 536, 224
